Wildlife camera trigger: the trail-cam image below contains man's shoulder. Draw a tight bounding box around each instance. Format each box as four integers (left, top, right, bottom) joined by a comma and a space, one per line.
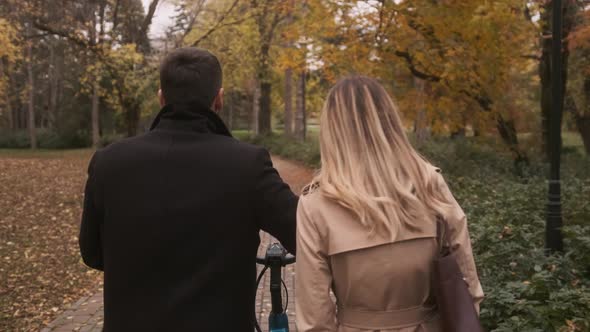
94, 134, 149, 159
95, 132, 269, 164
213, 135, 266, 154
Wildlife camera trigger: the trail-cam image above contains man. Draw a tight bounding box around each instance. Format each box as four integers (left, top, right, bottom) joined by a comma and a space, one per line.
79, 47, 298, 331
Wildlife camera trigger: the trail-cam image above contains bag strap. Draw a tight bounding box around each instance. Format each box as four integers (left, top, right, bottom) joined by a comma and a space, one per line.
436, 217, 451, 256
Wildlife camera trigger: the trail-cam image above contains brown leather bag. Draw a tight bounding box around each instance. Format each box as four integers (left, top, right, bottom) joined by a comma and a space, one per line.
434, 220, 484, 332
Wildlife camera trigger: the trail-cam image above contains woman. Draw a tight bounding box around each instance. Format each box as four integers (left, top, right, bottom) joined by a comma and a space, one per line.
295, 76, 484, 332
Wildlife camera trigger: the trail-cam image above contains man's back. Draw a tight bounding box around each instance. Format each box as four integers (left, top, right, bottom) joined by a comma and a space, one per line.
79, 104, 298, 331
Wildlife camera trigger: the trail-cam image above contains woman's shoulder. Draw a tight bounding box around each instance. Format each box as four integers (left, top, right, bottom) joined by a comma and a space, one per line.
298, 187, 331, 220
301, 181, 320, 196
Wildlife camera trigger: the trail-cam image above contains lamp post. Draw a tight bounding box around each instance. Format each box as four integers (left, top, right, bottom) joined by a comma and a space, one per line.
545, 0, 564, 253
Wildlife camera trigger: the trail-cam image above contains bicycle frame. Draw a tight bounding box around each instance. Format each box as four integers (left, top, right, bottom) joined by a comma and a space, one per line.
255, 243, 295, 332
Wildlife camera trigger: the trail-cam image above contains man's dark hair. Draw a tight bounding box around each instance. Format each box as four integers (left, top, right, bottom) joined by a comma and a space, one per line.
159, 47, 222, 107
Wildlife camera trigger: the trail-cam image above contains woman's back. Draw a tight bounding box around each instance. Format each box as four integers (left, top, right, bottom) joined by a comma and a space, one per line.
331, 239, 439, 330
296, 179, 482, 331
295, 76, 483, 331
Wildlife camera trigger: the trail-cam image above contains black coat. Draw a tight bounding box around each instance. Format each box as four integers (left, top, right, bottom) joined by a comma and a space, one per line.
79, 103, 298, 332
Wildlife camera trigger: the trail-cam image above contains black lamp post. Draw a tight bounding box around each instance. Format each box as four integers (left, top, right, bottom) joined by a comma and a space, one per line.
546, 0, 564, 253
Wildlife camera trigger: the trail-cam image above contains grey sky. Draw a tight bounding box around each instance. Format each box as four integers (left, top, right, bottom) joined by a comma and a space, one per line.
141, 0, 176, 38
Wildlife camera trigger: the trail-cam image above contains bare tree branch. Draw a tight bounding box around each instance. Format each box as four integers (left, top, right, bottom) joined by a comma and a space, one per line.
112, 0, 121, 32
140, 0, 160, 39
190, 0, 241, 47
181, 0, 207, 40
393, 50, 441, 82
521, 54, 541, 60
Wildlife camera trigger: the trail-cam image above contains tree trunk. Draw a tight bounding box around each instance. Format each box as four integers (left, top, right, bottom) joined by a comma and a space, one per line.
17, 103, 25, 130
0, 59, 14, 131
284, 67, 293, 137
252, 83, 260, 135
125, 101, 141, 137
294, 71, 306, 141
257, 39, 272, 135
577, 116, 590, 155
413, 78, 429, 144
496, 114, 528, 166
258, 81, 272, 135
581, 78, 590, 155
566, 86, 590, 155
56, 44, 64, 129
48, 41, 58, 129
450, 128, 466, 139
227, 93, 233, 131
5, 92, 14, 131
26, 25, 37, 149
91, 79, 100, 146
8, 70, 18, 130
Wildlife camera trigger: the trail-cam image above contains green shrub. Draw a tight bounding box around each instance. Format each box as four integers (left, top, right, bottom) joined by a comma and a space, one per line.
242, 133, 321, 167
0, 130, 30, 148
38, 129, 91, 149
100, 133, 125, 147
0, 129, 91, 149
457, 175, 590, 331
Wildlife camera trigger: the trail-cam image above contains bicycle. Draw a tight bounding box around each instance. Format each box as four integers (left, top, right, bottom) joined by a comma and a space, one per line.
254, 243, 296, 332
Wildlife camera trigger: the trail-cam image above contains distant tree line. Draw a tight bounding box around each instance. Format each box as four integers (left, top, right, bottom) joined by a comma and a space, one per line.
0, 0, 588, 157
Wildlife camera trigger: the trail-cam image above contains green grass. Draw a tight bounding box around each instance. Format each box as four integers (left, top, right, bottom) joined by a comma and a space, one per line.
563, 131, 584, 148
0, 148, 93, 159
518, 131, 585, 155
517, 131, 583, 147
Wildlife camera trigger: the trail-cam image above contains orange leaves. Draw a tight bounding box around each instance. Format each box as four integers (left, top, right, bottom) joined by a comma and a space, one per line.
0, 18, 21, 99
569, 11, 590, 51
0, 18, 20, 62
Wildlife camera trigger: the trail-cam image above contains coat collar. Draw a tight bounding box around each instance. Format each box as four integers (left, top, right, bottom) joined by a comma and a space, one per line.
150, 102, 232, 137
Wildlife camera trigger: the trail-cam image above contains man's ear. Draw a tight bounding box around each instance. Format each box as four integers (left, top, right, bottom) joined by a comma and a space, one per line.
212, 88, 224, 113
158, 89, 165, 107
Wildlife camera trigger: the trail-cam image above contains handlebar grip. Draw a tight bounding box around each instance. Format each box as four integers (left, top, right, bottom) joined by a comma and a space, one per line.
283, 254, 296, 265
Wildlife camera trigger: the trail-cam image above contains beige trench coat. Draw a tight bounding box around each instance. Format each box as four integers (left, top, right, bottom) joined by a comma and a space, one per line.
295, 169, 484, 332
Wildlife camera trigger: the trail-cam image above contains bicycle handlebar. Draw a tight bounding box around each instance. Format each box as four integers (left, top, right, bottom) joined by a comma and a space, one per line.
256, 253, 295, 266
256, 242, 295, 266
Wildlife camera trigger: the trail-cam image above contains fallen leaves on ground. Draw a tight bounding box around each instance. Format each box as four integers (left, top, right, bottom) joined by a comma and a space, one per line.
0, 149, 102, 331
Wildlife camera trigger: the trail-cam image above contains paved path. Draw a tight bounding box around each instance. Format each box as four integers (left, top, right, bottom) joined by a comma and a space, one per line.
43, 156, 313, 332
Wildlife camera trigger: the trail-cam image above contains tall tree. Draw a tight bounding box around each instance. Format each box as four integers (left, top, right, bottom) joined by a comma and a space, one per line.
277, 0, 310, 140
281, 0, 296, 137
294, 71, 306, 141
89, 0, 105, 147
26, 21, 37, 149
115, 0, 159, 136
181, 0, 258, 131
284, 68, 293, 136
308, 0, 535, 164
250, 0, 290, 135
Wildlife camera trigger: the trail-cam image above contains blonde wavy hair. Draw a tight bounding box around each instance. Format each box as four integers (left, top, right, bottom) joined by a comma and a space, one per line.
309, 75, 454, 237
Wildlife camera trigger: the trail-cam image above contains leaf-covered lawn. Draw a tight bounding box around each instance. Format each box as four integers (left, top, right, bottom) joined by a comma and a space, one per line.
0, 149, 101, 331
